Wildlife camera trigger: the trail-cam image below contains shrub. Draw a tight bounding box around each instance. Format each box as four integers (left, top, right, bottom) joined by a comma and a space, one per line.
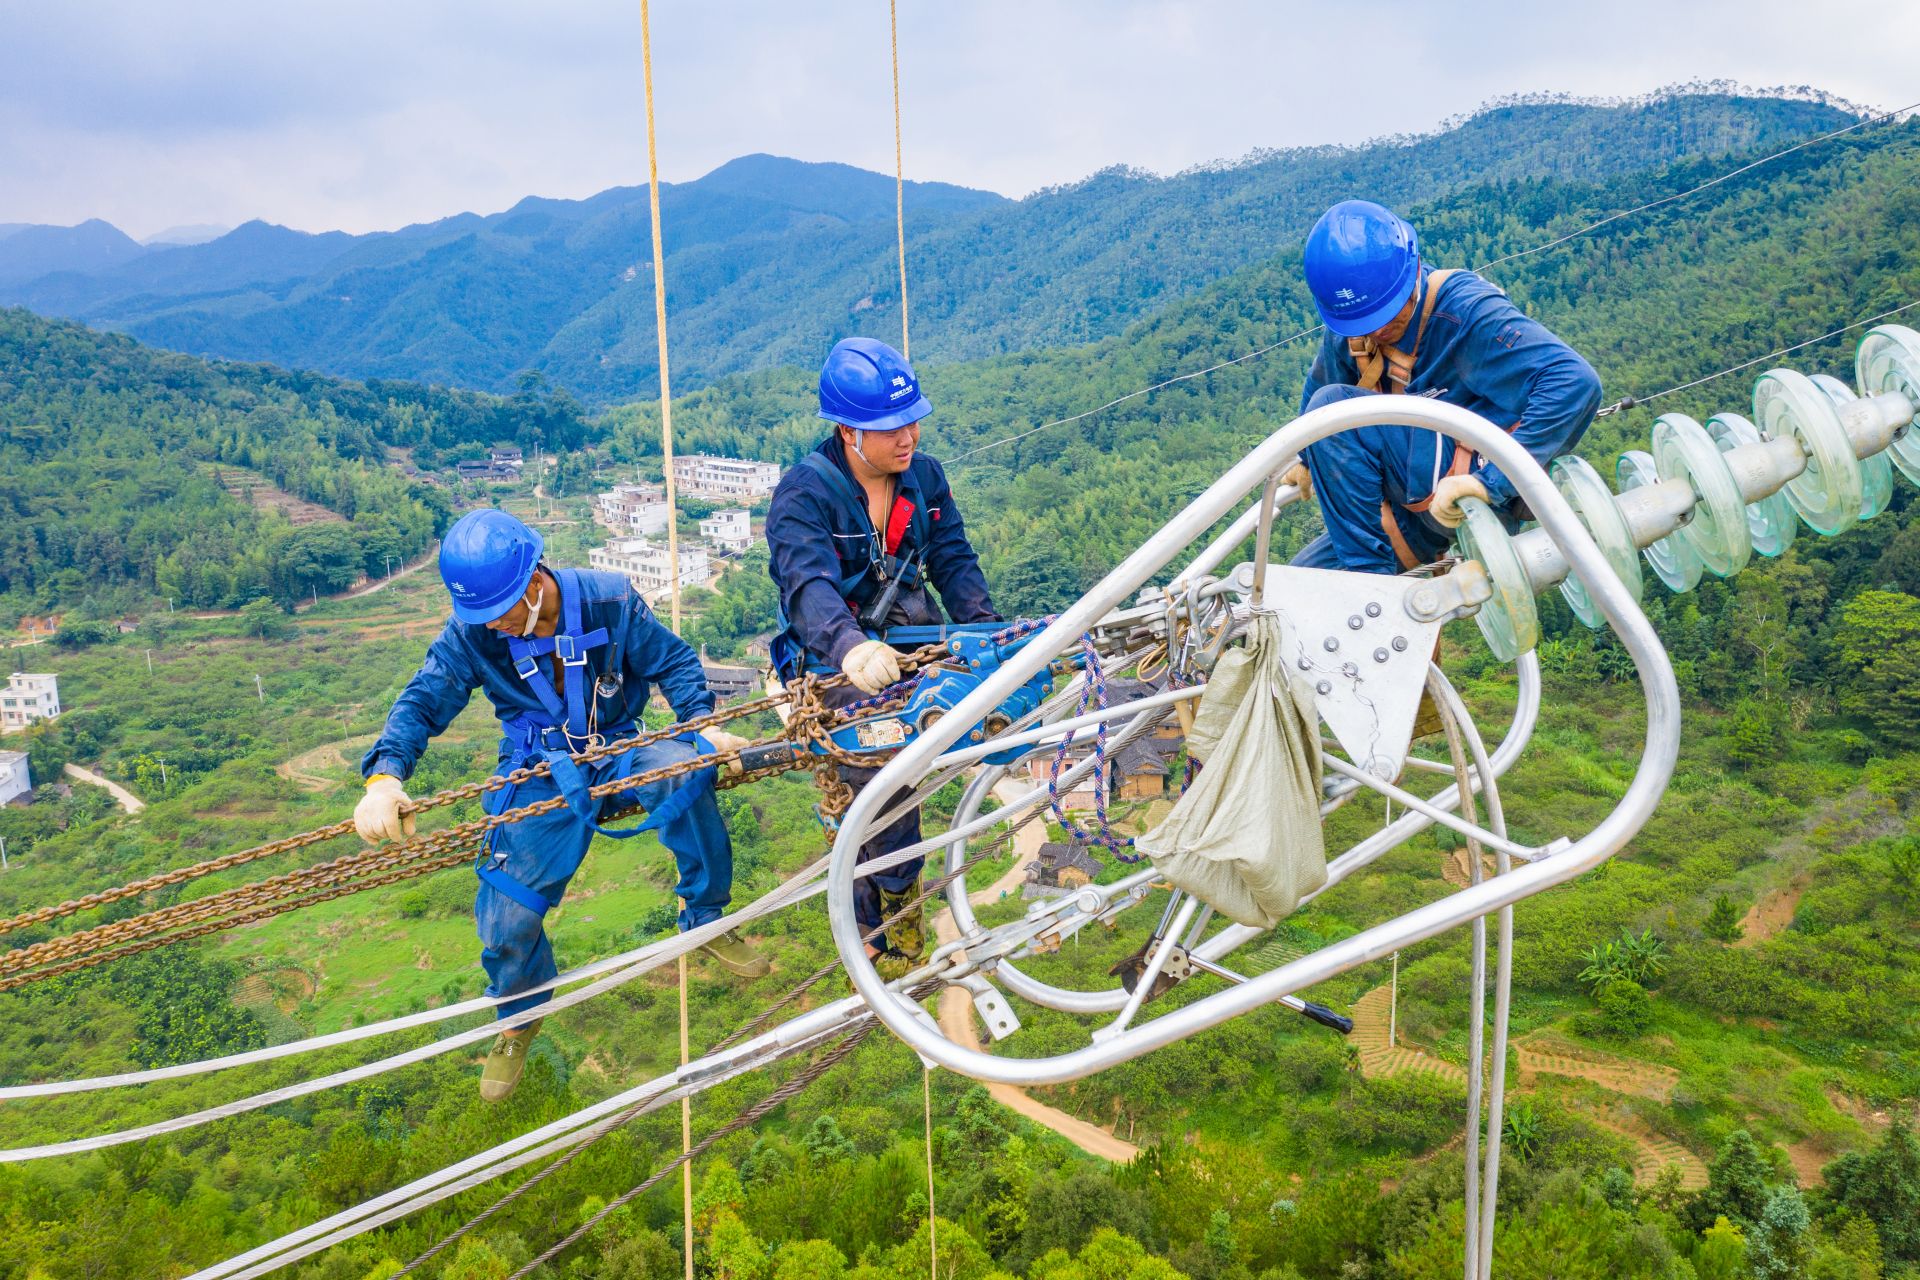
1593, 978, 1653, 1038
1705, 894, 1746, 942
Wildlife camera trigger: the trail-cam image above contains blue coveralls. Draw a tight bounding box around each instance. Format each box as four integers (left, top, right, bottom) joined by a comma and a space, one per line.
765, 435, 998, 935
1290, 268, 1603, 575
362, 568, 733, 1018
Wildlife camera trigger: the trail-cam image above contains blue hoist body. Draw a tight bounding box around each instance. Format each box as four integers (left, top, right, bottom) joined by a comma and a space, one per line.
731, 622, 1062, 831
819, 623, 1056, 768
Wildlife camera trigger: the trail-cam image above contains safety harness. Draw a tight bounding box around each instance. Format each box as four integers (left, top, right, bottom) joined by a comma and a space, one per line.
1343, 269, 1519, 570
771, 452, 934, 679
798, 452, 931, 605
479, 567, 716, 917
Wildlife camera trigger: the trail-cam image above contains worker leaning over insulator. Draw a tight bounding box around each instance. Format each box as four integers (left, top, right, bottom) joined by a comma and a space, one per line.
354, 509, 767, 1102
765, 337, 1001, 980
1286, 199, 1603, 574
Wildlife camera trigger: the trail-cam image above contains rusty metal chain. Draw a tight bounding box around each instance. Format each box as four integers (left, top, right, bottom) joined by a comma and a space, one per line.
0, 652, 949, 989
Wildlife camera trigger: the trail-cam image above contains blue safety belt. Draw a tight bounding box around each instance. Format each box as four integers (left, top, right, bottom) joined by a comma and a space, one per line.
505, 568, 609, 742
479, 569, 716, 915
477, 731, 718, 917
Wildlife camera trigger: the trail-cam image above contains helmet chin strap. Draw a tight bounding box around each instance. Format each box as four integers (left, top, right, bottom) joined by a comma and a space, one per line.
849, 430, 875, 470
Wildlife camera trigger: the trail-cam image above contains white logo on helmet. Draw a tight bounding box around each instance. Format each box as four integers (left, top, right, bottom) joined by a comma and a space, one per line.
450, 581, 467, 592
1335, 288, 1358, 303
891, 376, 907, 388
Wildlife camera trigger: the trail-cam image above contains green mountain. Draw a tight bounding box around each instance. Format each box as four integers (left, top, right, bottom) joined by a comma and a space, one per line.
0, 93, 1855, 402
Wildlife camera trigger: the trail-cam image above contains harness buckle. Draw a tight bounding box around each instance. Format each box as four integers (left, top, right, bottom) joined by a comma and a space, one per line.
553, 633, 589, 666
512, 655, 541, 681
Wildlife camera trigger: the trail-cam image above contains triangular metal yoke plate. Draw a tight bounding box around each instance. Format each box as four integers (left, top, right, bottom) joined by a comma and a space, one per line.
1251, 565, 1446, 780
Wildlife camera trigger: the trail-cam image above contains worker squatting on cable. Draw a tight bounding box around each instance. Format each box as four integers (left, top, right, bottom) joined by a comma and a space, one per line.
352, 510, 769, 1102
1286, 200, 1604, 574
766, 337, 1001, 981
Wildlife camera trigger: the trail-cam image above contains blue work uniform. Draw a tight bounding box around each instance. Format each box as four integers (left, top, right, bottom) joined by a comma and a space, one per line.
362, 568, 733, 1018
765, 435, 998, 935
1290, 268, 1602, 575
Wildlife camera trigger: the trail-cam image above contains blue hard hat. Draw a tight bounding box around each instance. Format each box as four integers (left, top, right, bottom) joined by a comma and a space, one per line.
439, 509, 544, 624
817, 336, 933, 431
1303, 200, 1422, 338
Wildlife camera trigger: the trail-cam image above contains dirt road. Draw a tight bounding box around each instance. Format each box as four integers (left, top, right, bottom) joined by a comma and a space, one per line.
63, 763, 146, 814
932, 781, 1140, 1163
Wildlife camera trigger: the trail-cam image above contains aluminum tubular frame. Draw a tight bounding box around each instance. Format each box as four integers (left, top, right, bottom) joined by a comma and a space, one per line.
938, 654, 1542, 1018
827, 395, 1682, 1086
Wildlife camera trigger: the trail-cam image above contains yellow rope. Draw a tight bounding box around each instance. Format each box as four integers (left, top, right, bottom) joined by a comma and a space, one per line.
889, 0, 910, 358
923, 1066, 938, 1279
639, 12, 691, 1270
679, 948, 694, 1280
640, 0, 683, 636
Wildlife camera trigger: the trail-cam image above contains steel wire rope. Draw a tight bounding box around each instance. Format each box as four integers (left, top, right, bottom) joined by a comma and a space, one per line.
388, 806, 1035, 1276
180, 785, 1047, 1275
505, 1017, 888, 1279
0, 738, 1064, 1155
943, 100, 1920, 470
0, 651, 1122, 1110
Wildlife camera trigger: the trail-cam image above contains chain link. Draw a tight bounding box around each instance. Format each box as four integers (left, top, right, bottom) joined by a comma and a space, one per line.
0, 649, 954, 989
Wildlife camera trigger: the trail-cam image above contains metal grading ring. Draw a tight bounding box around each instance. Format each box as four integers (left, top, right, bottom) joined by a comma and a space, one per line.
1550, 454, 1642, 629
1706, 412, 1798, 557
1856, 324, 1920, 486
1616, 450, 1704, 593
1753, 368, 1863, 536
1453, 496, 1539, 661
1651, 413, 1752, 577
1811, 373, 1894, 520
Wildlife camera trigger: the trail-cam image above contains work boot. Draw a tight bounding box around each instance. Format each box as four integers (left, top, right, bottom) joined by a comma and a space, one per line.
479, 1019, 542, 1102
871, 948, 917, 981
699, 928, 771, 979
877, 880, 926, 961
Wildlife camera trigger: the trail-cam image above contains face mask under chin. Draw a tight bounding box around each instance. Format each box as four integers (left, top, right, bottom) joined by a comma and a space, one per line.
517, 584, 544, 637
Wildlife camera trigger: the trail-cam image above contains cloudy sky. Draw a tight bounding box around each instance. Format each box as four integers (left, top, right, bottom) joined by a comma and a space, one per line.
3, 1, 1914, 240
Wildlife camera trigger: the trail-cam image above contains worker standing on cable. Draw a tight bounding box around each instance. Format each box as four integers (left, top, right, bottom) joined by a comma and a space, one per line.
766, 337, 999, 979
1285, 200, 1602, 574
353, 509, 768, 1102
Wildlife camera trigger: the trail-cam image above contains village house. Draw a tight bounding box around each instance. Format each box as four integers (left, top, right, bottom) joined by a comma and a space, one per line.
1022, 840, 1105, 900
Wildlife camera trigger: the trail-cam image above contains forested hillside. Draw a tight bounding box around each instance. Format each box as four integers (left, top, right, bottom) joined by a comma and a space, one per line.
0, 92, 1853, 401
0, 310, 586, 614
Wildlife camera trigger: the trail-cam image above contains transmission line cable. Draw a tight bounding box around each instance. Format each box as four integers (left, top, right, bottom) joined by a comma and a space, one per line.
1595, 296, 1920, 416
948, 99, 1920, 468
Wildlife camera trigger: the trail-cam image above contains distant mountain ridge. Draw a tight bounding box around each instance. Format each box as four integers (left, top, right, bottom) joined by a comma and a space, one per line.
0, 93, 1860, 401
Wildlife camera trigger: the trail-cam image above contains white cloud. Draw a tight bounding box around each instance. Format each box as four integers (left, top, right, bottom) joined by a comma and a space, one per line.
1, 0, 1913, 239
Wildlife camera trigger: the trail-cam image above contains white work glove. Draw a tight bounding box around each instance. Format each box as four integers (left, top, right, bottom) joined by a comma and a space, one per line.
355, 775, 415, 845
1282, 461, 1313, 502
1429, 474, 1491, 529
841, 639, 902, 694
703, 728, 749, 777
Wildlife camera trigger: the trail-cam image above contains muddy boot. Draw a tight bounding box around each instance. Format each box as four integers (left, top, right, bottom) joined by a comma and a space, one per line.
479, 1019, 542, 1102
877, 880, 926, 961
700, 928, 771, 979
